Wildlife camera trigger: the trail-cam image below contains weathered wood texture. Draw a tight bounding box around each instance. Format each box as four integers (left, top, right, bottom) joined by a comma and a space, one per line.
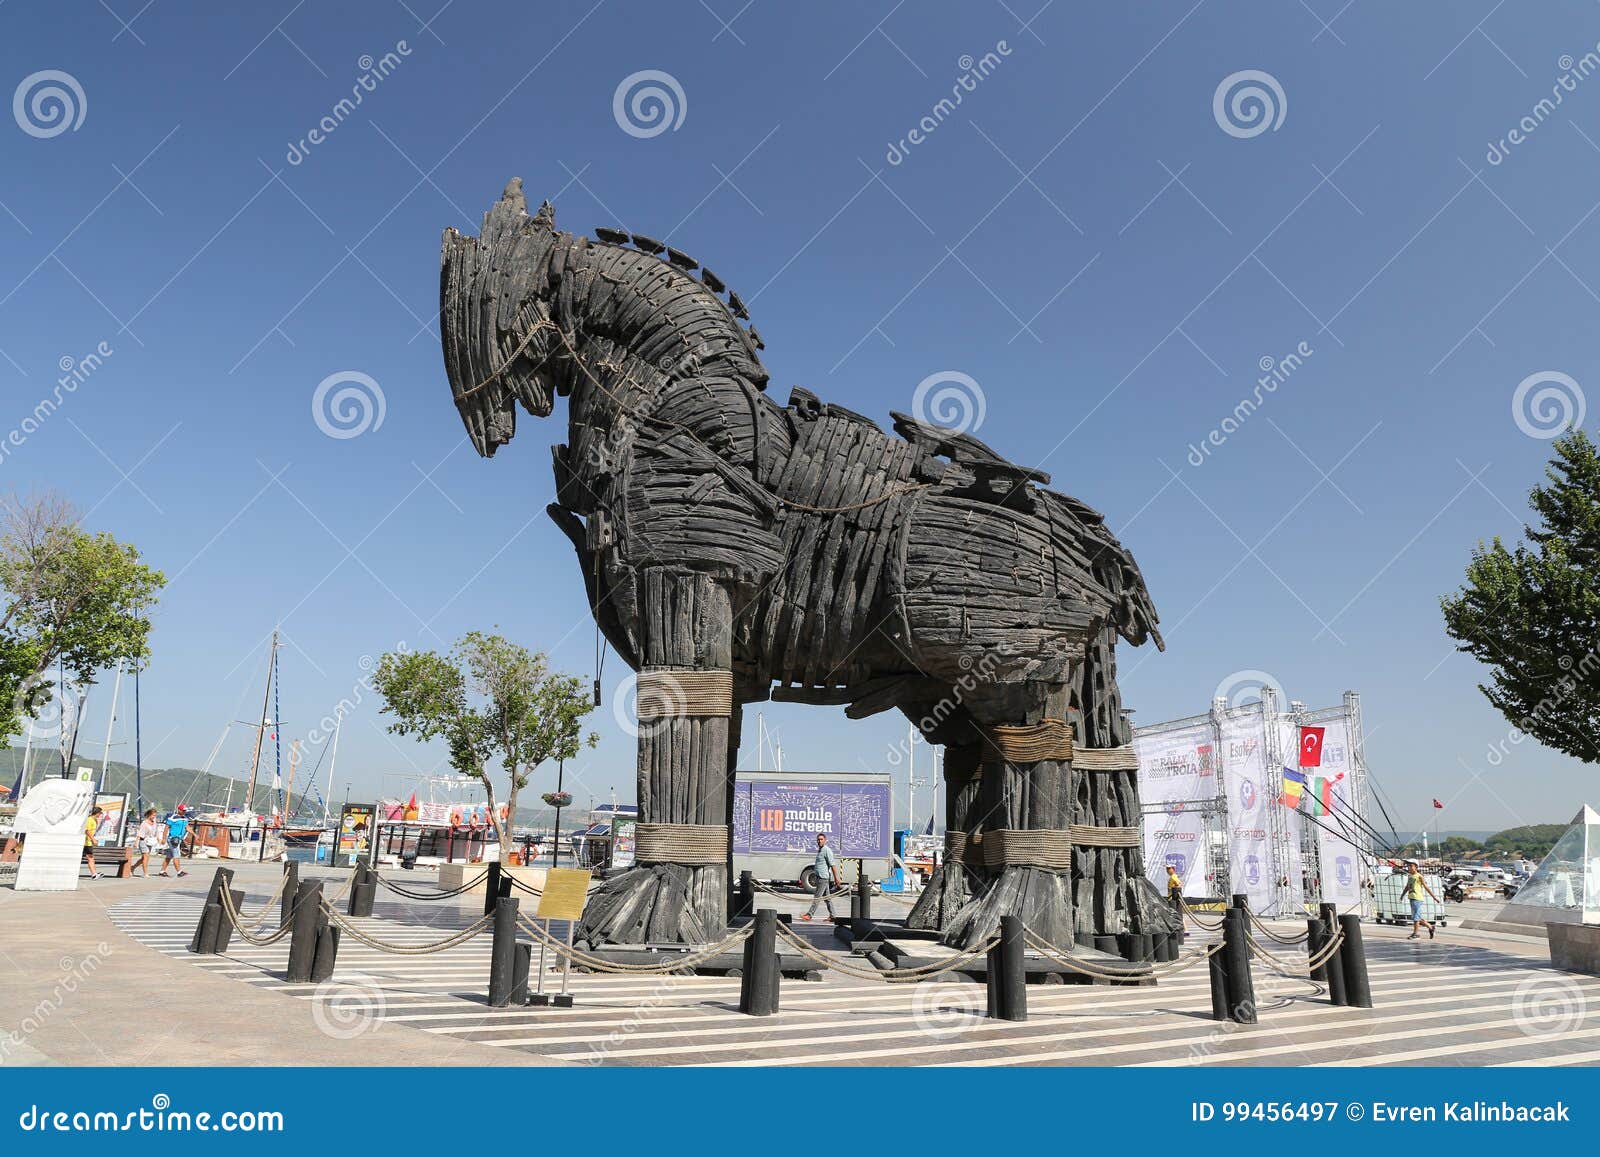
440, 180, 1173, 947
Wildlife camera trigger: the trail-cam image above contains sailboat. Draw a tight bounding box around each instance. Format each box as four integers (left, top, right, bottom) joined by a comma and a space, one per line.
189, 633, 287, 863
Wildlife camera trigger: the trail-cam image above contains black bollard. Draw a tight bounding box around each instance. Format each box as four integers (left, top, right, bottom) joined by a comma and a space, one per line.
280, 860, 300, 930
1093, 934, 1119, 955
1208, 944, 1231, 1021
310, 923, 340, 983
511, 942, 532, 1006
1116, 932, 1136, 960
212, 889, 245, 953
737, 871, 755, 919
1231, 893, 1249, 911
1337, 914, 1373, 1009
345, 864, 366, 916
189, 866, 236, 953
350, 878, 376, 918
196, 902, 223, 955
488, 894, 521, 1007
989, 915, 1028, 1021
1306, 916, 1330, 985
286, 880, 324, 982
1154, 931, 1175, 963
1134, 932, 1154, 963
1320, 903, 1347, 1006
1221, 908, 1257, 1024
739, 908, 779, 1015
483, 860, 503, 917
855, 859, 870, 923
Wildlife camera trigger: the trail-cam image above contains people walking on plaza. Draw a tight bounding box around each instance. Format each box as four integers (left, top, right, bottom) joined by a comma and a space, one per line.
133, 808, 160, 876
800, 832, 841, 921
1405, 859, 1438, 939
160, 804, 190, 878
83, 807, 103, 879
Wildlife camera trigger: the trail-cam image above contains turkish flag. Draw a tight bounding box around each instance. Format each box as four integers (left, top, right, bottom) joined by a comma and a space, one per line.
1298, 726, 1326, 767
1432, 798, 1444, 809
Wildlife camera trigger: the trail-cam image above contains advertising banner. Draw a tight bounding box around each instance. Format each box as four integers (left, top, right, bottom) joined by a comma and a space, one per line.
1134, 719, 1217, 895
1306, 712, 1364, 909
731, 779, 891, 858
611, 812, 637, 870
1219, 706, 1275, 913
91, 791, 130, 847
335, 803, 374, 867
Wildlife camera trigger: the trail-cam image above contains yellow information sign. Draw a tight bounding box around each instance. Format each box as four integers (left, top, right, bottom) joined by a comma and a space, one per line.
536, 868, 593, 921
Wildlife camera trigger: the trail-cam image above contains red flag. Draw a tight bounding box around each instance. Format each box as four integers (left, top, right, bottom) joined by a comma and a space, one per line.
1432, 798, 1444, 809
1298, 726, 1326, 767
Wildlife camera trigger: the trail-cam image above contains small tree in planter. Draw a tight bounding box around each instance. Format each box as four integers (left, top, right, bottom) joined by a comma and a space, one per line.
373, 632, 597, 858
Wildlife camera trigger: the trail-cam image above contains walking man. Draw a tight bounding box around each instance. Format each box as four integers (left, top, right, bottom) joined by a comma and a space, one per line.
1405, 859, 1437, 940
160, 804, 190, 878
800, 832, 841, 921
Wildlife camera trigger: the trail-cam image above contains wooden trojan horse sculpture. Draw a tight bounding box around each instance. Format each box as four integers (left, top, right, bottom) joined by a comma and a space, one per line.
440, 179, 1178, 950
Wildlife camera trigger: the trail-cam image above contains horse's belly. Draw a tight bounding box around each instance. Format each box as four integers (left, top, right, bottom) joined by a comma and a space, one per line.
898, 493, 1103, 681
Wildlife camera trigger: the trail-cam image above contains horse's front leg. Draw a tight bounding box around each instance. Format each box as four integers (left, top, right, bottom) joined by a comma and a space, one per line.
577, 567, 735, 946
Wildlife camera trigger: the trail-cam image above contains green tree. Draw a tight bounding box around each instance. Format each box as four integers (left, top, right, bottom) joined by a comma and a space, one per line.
372, 632, 597, 854
0, 491, 165, 746
1441, 430, 1600, 763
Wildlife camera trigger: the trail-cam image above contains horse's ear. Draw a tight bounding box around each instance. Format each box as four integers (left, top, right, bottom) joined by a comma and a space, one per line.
499, 177, 528, 215
532, 200, 556, 230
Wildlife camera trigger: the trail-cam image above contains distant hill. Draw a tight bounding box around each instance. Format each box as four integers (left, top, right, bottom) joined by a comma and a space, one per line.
2, 747, 567, 831
1, 746, 320, 818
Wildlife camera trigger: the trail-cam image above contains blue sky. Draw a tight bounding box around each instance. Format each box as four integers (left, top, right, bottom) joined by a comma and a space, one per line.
3, 1, 1598, 833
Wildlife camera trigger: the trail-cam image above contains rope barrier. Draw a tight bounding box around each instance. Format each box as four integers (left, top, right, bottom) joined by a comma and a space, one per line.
320, 902, 495, 955
1180, 900, 1226, 931
225, 871, 293, 931
752, 879, 852, 902
216, 886, 298, 946
372, 869, 491, 901
1246, 928, 1345, 977
1021, 929, 1223, 981
773, 923, 1000, 983
1248, 909, 1311, 945
517, 915, 753, 974
504, 874, 544, 898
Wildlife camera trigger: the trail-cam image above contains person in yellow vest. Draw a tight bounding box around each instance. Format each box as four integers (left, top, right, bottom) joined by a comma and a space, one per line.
83, 807, 104, 880
1165, 863, 1184, 919
1405, 860, 1438, 940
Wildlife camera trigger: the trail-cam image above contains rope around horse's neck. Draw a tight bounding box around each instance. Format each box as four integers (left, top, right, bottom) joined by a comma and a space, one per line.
459, 315, 929, 518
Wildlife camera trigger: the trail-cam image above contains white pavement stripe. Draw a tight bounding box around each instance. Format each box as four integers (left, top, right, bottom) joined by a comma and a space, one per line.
1134, 1013, 1586, 1067
724, 990, 1559, 1068
1313, 1025, 1600, 1066
423, 974, 1550, 1051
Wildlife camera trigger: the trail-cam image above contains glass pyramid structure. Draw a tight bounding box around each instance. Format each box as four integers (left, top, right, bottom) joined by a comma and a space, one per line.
1504, 804, 1600, 924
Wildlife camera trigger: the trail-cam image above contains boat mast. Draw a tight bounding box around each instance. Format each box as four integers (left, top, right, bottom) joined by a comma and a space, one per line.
134, 663, 144, 818
322, 719, 340, 827
97, 660, 124, 792
242, 631, 278, 835
284, 739, 301, 825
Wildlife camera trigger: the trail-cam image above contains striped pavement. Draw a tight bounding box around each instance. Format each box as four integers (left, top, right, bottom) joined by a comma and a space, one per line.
107, 889, 1600, 1067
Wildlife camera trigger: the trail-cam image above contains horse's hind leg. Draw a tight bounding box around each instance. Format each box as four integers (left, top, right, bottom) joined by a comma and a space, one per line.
905, 739, 982, 931
577, 568, 733, 947
940, 684, 1079, 951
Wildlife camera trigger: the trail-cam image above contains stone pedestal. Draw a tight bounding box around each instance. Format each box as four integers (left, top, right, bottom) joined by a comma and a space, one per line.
1546, 921, 1600, 975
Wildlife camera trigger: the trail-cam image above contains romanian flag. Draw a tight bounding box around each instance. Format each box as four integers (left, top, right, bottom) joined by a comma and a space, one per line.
1278, 767, 1307, 807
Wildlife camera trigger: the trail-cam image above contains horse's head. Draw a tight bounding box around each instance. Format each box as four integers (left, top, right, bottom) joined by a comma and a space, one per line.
440, 178, 563, 458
